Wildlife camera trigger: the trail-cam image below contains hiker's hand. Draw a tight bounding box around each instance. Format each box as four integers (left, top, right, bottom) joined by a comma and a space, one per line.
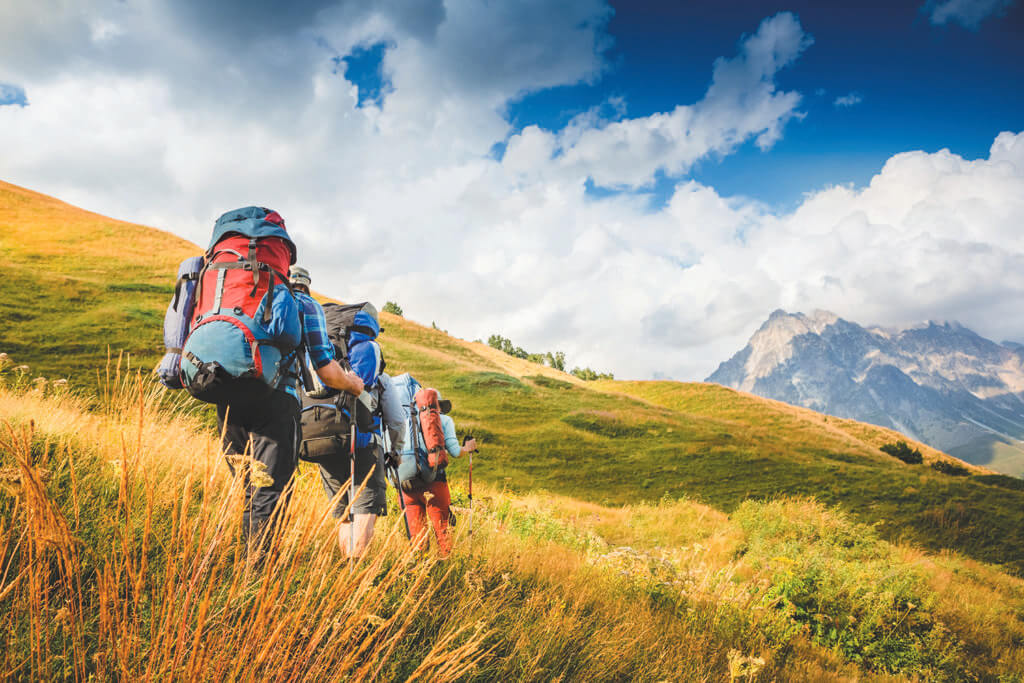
346, 372, 365, 396
384, 450, 399, 469
463, 437, 478, 453
316, 360, 364, 395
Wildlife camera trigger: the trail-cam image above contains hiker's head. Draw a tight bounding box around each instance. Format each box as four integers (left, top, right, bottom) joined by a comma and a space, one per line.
360, 302, 378, 326
289, 266, 311, 294
434, 389, 453, 415
351, 302, 381, 338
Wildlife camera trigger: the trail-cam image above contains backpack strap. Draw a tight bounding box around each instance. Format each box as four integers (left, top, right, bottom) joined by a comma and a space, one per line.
172, 271, 200, 310
247, 238, 260, 294
269, 298, 316, 392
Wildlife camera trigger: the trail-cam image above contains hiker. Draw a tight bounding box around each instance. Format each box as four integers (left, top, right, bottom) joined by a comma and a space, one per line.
158, 208, 363, 552
293, 282, 403, 559
395, 383, 477, 557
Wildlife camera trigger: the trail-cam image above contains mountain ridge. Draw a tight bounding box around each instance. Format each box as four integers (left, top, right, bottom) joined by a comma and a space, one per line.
708, 309, 1024, 476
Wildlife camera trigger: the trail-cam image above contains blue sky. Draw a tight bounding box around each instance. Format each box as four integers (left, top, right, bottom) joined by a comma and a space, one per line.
1, 0, 1023, 380
500, 0, 1024, 209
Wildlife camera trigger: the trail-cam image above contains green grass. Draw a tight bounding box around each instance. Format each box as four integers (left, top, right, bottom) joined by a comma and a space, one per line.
3, 178, 1024, 578
4, 376, 1023, 681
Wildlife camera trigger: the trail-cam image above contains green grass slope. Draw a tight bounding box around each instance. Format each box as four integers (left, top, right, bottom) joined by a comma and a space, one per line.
3, 179, 1024, 576
4, 375, 1022, 680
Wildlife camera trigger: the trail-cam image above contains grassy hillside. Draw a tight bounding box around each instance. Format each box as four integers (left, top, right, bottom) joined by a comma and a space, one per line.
2, 179, 1024, 579
2, 367, 1023, 681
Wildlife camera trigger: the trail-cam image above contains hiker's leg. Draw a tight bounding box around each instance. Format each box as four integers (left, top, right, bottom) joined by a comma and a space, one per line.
217, 402, 255, 468
402, 491, 429, 549
243, 391, 300, 543
318, 452, 351, 552
338, 513, 377, 557
321, 444, 386, 556
425, 481, 452, 556
217, 401, 261, 539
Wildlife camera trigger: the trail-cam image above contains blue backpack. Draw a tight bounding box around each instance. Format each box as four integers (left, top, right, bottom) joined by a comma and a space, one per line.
299, 302, 384, 461
157, 207, 304, 404
391, 373, 439, 492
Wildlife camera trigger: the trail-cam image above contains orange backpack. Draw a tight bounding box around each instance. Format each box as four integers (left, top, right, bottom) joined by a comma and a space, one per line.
414, 388, 448, 468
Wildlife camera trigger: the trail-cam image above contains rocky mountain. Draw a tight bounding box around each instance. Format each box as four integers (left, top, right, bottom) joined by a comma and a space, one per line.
707, 310, 1024, 476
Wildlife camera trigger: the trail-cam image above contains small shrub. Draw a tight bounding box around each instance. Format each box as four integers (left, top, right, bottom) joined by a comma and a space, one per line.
562, 411, 656, 438
382, 300, 403, 316
526, 375, 573, 391
450, 372, 525, 393
930, 460, 969, 477
880, 441, 922, 465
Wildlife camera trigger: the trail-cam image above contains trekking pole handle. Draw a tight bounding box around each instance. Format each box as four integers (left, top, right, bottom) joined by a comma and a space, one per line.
462, 434, 480, 454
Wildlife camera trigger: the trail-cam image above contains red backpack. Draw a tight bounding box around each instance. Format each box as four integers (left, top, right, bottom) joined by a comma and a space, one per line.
179, 207, 303, 405
415, 388, 448, 468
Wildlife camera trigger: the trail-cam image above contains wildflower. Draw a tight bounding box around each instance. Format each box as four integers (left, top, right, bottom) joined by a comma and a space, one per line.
53, 379, 68, 387
225, 453, 249, 468
465, 570, 484, 593
363, 614, 387, 628
0, 468, 22, 496
249, 460, 274, 488
727, 649, 765, 680
15, 365, 29, 373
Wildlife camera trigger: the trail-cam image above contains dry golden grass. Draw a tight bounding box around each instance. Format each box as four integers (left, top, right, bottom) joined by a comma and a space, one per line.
0, 364, 793, 681
3, 360, 1024, 680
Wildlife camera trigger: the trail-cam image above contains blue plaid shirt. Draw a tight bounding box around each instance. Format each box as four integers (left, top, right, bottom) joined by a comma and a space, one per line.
283, 291, 335, 402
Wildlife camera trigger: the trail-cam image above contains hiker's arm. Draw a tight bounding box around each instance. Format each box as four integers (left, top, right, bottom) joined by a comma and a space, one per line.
442, 416, 462, 457
316, 360, 364, 395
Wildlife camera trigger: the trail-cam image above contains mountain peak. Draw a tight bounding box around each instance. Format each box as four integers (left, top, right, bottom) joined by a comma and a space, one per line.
740, 309, 841, 384
708, 309, 1024, 477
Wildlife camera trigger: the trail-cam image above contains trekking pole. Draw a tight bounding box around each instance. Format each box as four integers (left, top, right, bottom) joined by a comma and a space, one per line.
349, 393, 357, 572
383, 430, 411, 540
463, 435, 476, 554
391, 462, 412, 540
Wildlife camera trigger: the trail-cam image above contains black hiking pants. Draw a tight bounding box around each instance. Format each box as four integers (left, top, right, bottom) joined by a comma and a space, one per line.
217, 389, 301, 545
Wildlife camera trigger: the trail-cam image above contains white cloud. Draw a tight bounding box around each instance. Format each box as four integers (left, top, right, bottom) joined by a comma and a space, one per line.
926, 0, 1016, 28
0, 3, 1022, 383
554, 12, 813, 188
833, 92, 862, 108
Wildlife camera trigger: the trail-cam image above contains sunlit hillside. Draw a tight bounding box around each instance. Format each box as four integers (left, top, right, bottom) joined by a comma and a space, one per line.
2, 178, 1024, 581
2, 361, 1024, 681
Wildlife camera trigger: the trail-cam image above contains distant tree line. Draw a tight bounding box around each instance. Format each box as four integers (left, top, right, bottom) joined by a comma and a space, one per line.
569, 367, 614, 381
486, 334, 613, 380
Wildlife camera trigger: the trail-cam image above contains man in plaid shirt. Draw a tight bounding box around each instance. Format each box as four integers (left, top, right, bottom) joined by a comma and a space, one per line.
219, 265, 362, 554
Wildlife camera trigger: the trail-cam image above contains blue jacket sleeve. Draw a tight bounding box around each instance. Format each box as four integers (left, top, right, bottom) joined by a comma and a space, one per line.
266, 283, 301, 348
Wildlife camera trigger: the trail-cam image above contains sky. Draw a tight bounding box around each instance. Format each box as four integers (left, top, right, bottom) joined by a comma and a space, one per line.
1, 0, 1022, 381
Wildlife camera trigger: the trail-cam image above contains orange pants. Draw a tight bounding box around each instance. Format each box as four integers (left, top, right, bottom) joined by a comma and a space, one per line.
402, 481, 452, 556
